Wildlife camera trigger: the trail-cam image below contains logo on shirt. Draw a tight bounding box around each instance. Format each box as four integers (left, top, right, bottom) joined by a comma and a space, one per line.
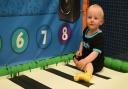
83, 42, 90, 48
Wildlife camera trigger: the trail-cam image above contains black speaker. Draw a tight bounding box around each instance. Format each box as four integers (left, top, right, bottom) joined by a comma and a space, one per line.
59, 0, 80, 23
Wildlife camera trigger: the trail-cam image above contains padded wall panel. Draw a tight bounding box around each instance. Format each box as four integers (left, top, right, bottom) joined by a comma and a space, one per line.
0, 0, 82, 67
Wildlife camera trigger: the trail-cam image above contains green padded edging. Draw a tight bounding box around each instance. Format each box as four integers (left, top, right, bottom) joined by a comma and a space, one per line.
1, 53, 128, 77
120, 62, 128, 72
0, 53, 75, 77
104, 57, 128, 72
0, 67, 8, 76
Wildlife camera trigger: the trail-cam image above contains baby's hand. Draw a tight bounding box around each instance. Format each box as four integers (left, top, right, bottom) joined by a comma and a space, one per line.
76, 50, 82, 56
77, 59, 86, 71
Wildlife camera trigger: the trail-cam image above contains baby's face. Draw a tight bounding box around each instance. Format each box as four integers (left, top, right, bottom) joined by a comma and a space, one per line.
87, 6, 104, 31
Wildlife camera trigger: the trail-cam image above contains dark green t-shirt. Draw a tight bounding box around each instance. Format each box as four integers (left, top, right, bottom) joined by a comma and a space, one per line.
82, 27, 104, 65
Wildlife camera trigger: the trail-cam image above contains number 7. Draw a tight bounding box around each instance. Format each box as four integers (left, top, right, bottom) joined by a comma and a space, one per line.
41, 30, 47, 45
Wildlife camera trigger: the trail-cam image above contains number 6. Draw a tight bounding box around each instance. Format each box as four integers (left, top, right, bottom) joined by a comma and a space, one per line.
16, 32, 24, 48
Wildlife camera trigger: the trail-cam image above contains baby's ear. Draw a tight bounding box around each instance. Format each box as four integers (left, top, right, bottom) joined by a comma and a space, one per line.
100, 19, 104, 25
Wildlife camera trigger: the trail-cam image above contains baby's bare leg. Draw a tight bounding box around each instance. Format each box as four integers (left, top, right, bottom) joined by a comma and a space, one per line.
74, 63, 93, 82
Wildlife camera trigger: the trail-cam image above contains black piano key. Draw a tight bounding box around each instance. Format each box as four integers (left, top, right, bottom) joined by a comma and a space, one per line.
9, 75, 51, 89
66, 64, 111, 80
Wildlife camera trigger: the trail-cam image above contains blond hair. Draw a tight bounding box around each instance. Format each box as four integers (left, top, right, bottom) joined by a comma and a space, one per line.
87, 4, 104, 19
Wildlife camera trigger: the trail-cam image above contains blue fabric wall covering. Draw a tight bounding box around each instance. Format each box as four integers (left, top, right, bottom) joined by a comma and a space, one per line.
0, 0, 59, 16
0, 0, 82, 67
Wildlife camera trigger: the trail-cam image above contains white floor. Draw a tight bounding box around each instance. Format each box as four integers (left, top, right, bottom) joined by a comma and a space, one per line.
0, 61, 128, 89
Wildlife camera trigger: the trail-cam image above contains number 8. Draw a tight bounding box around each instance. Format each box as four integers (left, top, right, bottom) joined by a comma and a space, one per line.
62, 27, 68, 41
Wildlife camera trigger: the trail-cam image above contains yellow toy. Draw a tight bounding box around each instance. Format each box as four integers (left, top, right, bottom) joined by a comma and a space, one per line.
74, 71, 92, 83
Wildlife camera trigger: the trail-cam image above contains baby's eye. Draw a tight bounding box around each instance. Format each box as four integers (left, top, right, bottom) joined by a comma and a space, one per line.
94, 17, 98, 20
87, 16, 92, 19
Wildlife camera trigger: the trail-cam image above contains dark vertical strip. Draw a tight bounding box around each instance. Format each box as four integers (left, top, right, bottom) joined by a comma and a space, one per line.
9, 75, 51, 89
46, 68, 93, 87
94, 74, 111, 79
66, 64, 111, 79
10, 76, 34, 89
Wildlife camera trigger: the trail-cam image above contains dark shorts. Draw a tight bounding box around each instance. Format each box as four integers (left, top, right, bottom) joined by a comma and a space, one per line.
73, 55, 104, 74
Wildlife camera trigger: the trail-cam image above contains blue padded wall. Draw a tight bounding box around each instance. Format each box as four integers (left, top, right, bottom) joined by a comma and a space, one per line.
0, 0, 82, 67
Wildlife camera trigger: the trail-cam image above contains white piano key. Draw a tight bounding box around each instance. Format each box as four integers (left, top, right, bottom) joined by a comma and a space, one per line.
23, 68, 88, 89
48, 63, 107, 83
0, 79, 24, 89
